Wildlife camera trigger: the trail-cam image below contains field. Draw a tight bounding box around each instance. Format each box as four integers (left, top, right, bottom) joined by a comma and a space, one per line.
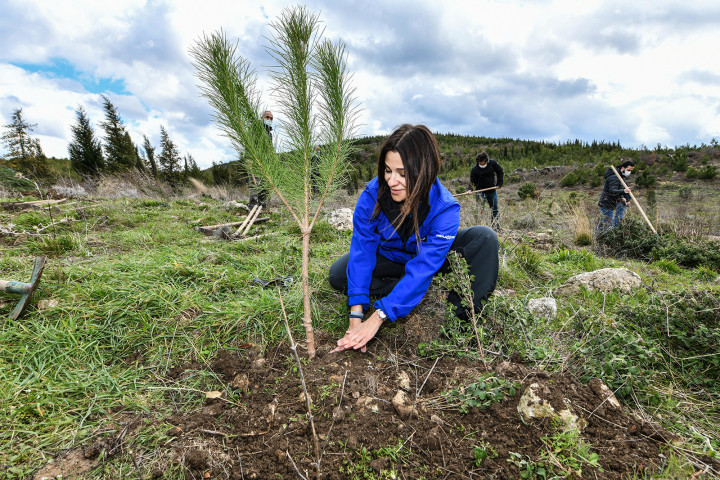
1, 167, 720, 479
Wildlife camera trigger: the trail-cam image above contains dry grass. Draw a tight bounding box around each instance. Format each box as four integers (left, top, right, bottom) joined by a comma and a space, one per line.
568, 201, 592, 245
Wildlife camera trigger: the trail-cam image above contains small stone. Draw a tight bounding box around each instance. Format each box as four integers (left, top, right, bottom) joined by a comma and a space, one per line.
166, 426, 183, 437
37, 299, 59, 310
425, 426, 442, 451
352, 391, 360, 399
298, 391, 312, 403
392, 390, 417, 420
230, 373, 249, 391
397, 371, 411, 391
527, 297, 557, 319
264, 399, 278, 423
205, 390, 222, 399
332, 406, 345, 421
275, 449, 285, 462
430, 414, 444, 426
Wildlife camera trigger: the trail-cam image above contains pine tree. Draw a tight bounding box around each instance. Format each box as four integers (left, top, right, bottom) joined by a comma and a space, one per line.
185, 153, 201, 178
157, 125, 180, 182
100, 95, 138, 172
68, 106, 105, 176
1, 108, 50, 177
142, 134, 158, 177
191, 7, 358, 357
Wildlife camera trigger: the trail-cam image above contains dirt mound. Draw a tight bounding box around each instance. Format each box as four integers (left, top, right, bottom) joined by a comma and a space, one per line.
52, 335, 714, 480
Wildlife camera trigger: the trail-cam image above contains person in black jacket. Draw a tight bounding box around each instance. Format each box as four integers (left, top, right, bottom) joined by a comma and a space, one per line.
597, 160, 634, 231
249, 110, 274, 208
468, 151, 503, 230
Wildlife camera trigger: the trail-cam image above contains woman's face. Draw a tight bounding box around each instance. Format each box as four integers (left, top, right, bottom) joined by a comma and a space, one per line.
384, 151, 407, 202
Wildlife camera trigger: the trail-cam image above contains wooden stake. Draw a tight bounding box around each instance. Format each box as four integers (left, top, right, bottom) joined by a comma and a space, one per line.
196, 217, 268, 236
233, 205, 259, 236
610, 165, 657, 234
240, 205, 263, 237
453, 186, 499, 197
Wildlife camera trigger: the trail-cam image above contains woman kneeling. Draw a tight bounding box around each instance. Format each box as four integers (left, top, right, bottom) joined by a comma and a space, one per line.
329, 124, 499, 353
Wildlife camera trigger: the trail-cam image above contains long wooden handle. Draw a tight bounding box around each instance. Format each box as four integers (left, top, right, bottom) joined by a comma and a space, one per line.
234, 204, 259, 236
610, 165, 657, 234
453, 186, 499, 197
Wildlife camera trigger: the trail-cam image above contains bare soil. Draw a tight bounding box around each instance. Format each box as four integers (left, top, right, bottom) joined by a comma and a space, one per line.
42, 322, 720, 480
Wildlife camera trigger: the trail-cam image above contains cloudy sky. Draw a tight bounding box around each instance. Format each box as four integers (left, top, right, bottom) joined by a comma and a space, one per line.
1, 0, 719, 168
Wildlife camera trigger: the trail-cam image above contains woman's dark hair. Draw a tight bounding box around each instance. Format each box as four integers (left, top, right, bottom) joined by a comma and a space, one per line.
373, 124, 441, 237
476, 151, 489, 163
619, 160, 635, 169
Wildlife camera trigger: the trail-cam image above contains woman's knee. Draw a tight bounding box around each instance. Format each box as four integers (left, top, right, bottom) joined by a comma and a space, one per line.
459, 225, 498, 253
328, 253, 350, 291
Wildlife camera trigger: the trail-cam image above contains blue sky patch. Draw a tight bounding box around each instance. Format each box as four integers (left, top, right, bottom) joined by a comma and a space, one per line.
11, 58, 127, 95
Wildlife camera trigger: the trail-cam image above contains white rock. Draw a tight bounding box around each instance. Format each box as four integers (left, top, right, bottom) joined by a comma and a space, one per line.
392, 390, 417, 419
328, 208, 353, 231
555, 268, 641, 296
37, 299, 59, 310
517, 383, 587, 431
397, 371, 412, 391
527, 297, 557, 319
51, 185, 87, 198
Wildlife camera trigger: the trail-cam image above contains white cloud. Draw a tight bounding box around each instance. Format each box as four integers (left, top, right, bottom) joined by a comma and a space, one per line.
2, 0, 720, 169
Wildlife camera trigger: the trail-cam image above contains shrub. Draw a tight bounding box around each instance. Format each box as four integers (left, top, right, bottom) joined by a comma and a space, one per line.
589, 176, 602, 188
548, 248, 600, 271
634, 170, 656, 188
652, 259, 681, 274
685, 166, 699, 179
560, 171, 579, 187
595, 218, 660, 260
574, 232, 592, 246
697, 164, 718, 180
517, 182, 538, 200
512, 243, 542, 277
670, 153, 688, 172
694, 266, 718, 281
677, 186, 692, 200
652, 236, 720, 271
621, 291, 720, 392
513, 213, 536, 230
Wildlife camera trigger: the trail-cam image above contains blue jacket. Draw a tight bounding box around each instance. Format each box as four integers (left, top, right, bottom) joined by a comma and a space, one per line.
347, 177, 461, 321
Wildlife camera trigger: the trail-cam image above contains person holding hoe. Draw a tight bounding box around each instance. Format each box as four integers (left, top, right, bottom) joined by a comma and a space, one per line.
467, 151, 504, 231
597, 160, 634, 231
328, 124, 499, 353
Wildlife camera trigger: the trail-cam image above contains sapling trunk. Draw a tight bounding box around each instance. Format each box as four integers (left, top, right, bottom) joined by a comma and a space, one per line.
301, 225, 315, 358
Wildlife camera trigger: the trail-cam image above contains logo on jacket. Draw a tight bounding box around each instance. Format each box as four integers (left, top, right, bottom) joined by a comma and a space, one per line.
435, 234, 455, 240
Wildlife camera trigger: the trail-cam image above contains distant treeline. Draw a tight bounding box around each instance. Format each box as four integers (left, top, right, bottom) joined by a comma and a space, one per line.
2, 105, 718, 189
0, 98, 201, 186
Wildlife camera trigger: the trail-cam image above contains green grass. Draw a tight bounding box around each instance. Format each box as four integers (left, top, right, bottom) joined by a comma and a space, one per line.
1, 189, 719, 477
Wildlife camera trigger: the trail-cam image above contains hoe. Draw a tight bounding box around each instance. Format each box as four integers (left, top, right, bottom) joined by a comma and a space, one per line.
0, 256, 47, 320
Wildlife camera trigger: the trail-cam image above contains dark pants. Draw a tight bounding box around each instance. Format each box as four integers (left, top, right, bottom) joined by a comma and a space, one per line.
475, 190, 499, 230
248, 174, 269, 208
328, 226, 499, 317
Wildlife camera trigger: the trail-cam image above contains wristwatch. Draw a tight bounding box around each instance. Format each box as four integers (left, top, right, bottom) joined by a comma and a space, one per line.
376, 308, 388, 320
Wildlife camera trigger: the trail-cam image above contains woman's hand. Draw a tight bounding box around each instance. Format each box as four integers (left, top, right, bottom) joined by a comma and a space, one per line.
332, 312, 384, 353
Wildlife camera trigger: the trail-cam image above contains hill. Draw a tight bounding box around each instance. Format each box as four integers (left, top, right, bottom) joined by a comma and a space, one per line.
1, 151, 719, 478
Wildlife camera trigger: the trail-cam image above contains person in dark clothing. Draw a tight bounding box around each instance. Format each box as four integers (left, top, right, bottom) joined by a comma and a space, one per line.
248, 110, 274, 208
328, 124, 499, 353
311, 145, 321, 194
597, 160, 634, 231
467, 151, 503, 230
